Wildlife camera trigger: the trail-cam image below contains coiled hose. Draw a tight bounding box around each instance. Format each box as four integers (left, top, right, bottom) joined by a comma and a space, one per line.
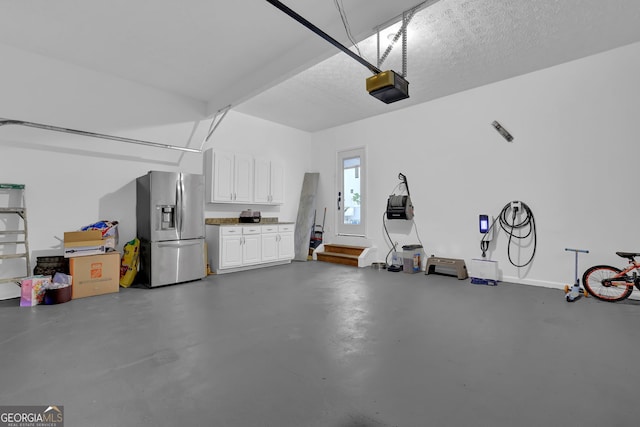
481, 201, 537, 267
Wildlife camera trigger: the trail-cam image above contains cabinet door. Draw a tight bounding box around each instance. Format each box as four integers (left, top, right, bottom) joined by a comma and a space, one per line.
213, 151, 234, 202
261, 232, 278, 262
221, 235, 243, 268
242, 234, 261, 265
278, 232, 295, 260
234, 154, 254, 203
270, 161, 285, 204
253, 159, 271, 204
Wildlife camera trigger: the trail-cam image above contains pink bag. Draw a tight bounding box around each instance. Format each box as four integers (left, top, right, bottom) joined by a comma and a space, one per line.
20, 276, 50, 307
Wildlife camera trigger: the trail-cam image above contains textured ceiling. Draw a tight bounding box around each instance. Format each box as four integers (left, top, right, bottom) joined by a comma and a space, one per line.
1, 1, 639, 133
0, 0, 421, 117
236, 0, 640, 131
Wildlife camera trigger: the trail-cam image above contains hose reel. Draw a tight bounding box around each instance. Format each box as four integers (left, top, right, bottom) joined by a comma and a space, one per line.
386, 173, 413, 220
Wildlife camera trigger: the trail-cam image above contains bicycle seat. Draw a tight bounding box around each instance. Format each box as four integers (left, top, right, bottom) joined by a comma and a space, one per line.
616, 251, 640, 261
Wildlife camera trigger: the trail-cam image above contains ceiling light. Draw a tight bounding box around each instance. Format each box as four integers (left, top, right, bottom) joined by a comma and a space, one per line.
266, 0, 409, 103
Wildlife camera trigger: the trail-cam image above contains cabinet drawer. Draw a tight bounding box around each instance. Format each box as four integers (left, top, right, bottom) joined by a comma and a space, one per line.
242, 226, 261, 235
221, 226, 242, 236
278, 224, 294, 233
262, 225, 278, 233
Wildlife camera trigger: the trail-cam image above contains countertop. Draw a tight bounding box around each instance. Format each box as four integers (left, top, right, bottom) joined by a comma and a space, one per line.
205, 217, 294, 225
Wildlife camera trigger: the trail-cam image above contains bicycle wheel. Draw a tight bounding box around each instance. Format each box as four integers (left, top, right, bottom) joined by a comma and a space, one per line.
582, 265, 633, 302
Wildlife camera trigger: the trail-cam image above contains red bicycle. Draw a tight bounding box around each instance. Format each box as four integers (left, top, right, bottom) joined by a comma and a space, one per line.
582, 252, 640, 302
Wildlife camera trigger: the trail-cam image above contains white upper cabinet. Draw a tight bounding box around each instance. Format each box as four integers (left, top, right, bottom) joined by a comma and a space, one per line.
254, 158, 284, 205
270, 161, 285, 204
205, 149, 283, 205
234, 153, 253, 203
254, 159, 271, 204
208, 149, 233, 202
204, 149, 253, 203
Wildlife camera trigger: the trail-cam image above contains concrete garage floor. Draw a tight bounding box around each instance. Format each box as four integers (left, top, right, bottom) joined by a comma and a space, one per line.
2, 261, 640, 427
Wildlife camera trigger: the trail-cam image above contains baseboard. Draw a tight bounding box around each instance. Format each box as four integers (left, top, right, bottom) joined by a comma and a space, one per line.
501, 275, 640, 300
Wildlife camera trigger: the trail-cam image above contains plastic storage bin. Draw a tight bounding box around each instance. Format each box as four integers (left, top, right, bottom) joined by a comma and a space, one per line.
402, 244, 423, 273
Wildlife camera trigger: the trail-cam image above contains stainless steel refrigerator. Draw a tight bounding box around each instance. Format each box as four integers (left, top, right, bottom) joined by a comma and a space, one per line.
136, 171, 206, 287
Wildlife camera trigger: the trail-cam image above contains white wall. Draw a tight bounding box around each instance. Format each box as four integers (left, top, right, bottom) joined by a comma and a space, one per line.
0, 43, 312, 274
201, 111, 313, 223
3, 38, 639, 292
312, 41, 640, 289
0, 43, 205, 263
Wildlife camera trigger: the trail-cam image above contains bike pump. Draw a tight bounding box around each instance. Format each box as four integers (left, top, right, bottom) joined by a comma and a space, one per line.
564, 248, 589, 302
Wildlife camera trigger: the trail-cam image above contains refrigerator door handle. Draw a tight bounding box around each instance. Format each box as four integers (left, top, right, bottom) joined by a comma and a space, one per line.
157, 241, 202, 249
175, 175, 184, 235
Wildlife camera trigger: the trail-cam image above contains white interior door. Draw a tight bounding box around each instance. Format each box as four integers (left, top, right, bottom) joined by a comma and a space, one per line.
337, 147, 366, 237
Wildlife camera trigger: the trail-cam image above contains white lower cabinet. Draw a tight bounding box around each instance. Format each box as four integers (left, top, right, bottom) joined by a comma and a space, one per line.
241, 226, 262, 265
277, 224, 295, 260
261, 225, 279, 262
206, 223, 295, 274
220, 227, 242, 269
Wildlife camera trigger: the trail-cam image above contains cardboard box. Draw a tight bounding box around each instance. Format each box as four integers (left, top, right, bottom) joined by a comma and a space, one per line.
81, 221, 119, 249
70, 252, 120, 299
101, 223, 118, 249
64, 230, 106, 258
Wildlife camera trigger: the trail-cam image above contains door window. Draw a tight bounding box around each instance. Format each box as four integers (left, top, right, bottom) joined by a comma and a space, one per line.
337, 147, 366, 237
